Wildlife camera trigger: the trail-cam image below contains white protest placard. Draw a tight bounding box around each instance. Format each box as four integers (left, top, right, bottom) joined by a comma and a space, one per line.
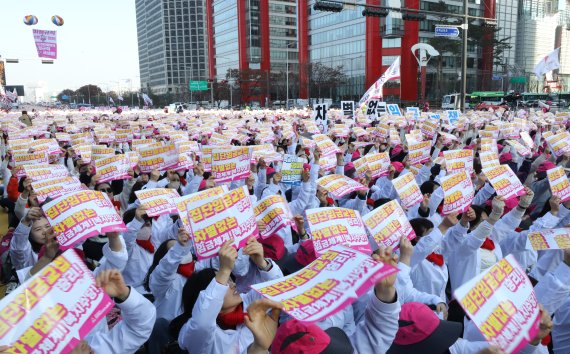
444, 149, 474, 175
341, 101, 355, 117
547, 166, 570, 202
313, 134, 341, 156
387, 104, 402, 116
483, 165, 525, 200
22, 164, 69, 182
408, 141, 432, 165
406, 107, 420, 120
187, 186, 259, 260
312, 103, 329, 134
32, 177, 85, 204
94, 154, 131, 183
480, 151, 500, 169
42, 190, 127, 249
175, 185, 229, 233
392, 172, 423, 209
316, 174, 367, 199
366, 152, 391, 178
440, 171, 474, 215
12, 152, 49, 166
527, 228, 570, 250
251, 245, 399, 323
254, 195, 295, 239
306, 207, 370, 256
138, 144, 179, 173
366, 100, 379, 120
135, 188, 181, 217
545, 131, 570, 157
363, 200, 416, 250
507, 140, 531, 157
352, 156, 369, 178
520, 132, 535, 150
0, 249, 114, 354
91, 146, 115, 162
420, 120, 438, 139
211, 146, 251, 183
281, 154, 304, 186
453, 255, 541, 354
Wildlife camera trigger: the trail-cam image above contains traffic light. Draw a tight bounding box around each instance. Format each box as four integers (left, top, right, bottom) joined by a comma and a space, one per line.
361, 7, 389, 17
402, 11, 426, 21
313, 1, 343, 12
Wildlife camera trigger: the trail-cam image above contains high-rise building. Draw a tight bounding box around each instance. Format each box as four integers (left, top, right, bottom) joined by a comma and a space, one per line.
135, 0, 209, 95
207, 0, 303, 105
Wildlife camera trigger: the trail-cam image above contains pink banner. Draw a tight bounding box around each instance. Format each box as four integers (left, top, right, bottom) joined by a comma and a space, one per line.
42, 190, 127, 249
254, 195, 295, 239
453, 255, 540, 354
392, 173, 423, 209
0, 249, 113, 353
441, 171, 475, 215
547, 166, 570, 203
135, 188, 181, 217
316, 174, 367, 199
363, 200, 416, 249
251, 246, 399, 323
306, 207, 371, 256
483, 165, 525, 200
33, 29, 57, 59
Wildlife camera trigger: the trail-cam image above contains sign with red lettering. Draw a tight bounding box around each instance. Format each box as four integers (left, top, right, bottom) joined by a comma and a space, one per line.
444, 149, 474, 175
42, 190, 127, 249
453, 255, 541, 354
94, 154, 131, 183
547, 166, 570, 202
483, 165, 525, 200
135, 188, 181, 217
186, 186, 258, 260
251, 246, 398, 323
138, 144, 179, 173
362, 200, 415, 249
527, 228, 570, 250
440, 171, 474, 215
254, 195, 295, 239
211, 146, 251, 183
306, 207, 370, 256
316, 174, 367, 199
0, 249, 113, 354
392, 173, 423, 209
32, 177, 85, 204
408, 141, 431, 165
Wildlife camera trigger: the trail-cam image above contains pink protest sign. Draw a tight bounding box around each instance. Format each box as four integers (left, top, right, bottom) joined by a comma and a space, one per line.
32, 177, 85, 204
313, 134, 341, 156
527, 228, 570, 250
520, 132, 535, 150
441, 171, 475, 215
353, 156, 370, 178
547, 166, 570, 202
362, 200, 416, 250
479, 151, 500, 169
251, 245, 399, 323
33, 29, 57, 59
138, 144, 179, 173
392, 172, 423, 208
316, 174, 367, 199
366, 152, 390, 178
444, 149, 474, 175
483, 165, 525, 200
0, 249, 113, 353
175, 185, 229, 233
186, 186, 258, 260
42, 190, 127, 250
211, 146, 252, 183
545, 131, 570, 157
453, 255, 541, 354
94, 154, 131, 183
254, 195, 295, 239
22, 164, 69, 181
135, 188, 181, 217
13, 152, 49, 166
507, 140, 531, 157
408, 141, 431, 165
306, 207, 371, 256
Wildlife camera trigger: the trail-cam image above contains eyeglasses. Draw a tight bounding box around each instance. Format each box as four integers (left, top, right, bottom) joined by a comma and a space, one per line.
98, 188, 113, 193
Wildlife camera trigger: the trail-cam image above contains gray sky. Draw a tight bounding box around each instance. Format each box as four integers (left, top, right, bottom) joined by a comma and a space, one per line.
2, 0, 140, 96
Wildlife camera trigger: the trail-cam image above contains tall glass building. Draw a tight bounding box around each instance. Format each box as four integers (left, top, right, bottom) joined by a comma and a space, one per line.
135, 0, 209, 95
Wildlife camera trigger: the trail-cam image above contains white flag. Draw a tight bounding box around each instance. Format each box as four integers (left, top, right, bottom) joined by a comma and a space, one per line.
6, 89, 18, 102
118, 95, 124, 101
109, 97, 115, 105
359, 57, 400, 107
534, 48, 560, 78
142, 93, 153, 106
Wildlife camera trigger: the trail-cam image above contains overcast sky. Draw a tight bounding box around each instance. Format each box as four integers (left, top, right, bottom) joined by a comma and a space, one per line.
2, 0, 140, 96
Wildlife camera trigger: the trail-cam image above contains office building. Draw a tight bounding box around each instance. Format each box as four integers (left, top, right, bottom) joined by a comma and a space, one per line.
135, 0, 209, 95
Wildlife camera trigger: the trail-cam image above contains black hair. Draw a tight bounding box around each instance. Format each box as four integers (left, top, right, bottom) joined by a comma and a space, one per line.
420, 181, 440, 195
143, 239, 176, 292
18, 176, 28, 193
169, 268, 217, 338
373, 198, 392, 209
536, 196, 553, 219
473, 157, 483, 175
94, 182, 113, 194
122, 208, 137, 225
128, 181, 146, 204
467, 205, 487, 230
409, 218, 434, 241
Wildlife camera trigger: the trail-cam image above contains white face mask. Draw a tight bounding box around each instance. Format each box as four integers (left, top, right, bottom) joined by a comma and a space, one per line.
180, 252, 193, 265
169, 181, 181, 190
136, 225, 152, 241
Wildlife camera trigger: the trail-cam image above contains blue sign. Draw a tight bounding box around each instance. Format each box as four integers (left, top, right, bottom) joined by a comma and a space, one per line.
429, 113, 441, 120
61, 95, 69, 101
492, 75, 502, 81
435, 26, 459, 37
387, 104, 402, 116
446, 110, 461, 124
406, 107, 420, 120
